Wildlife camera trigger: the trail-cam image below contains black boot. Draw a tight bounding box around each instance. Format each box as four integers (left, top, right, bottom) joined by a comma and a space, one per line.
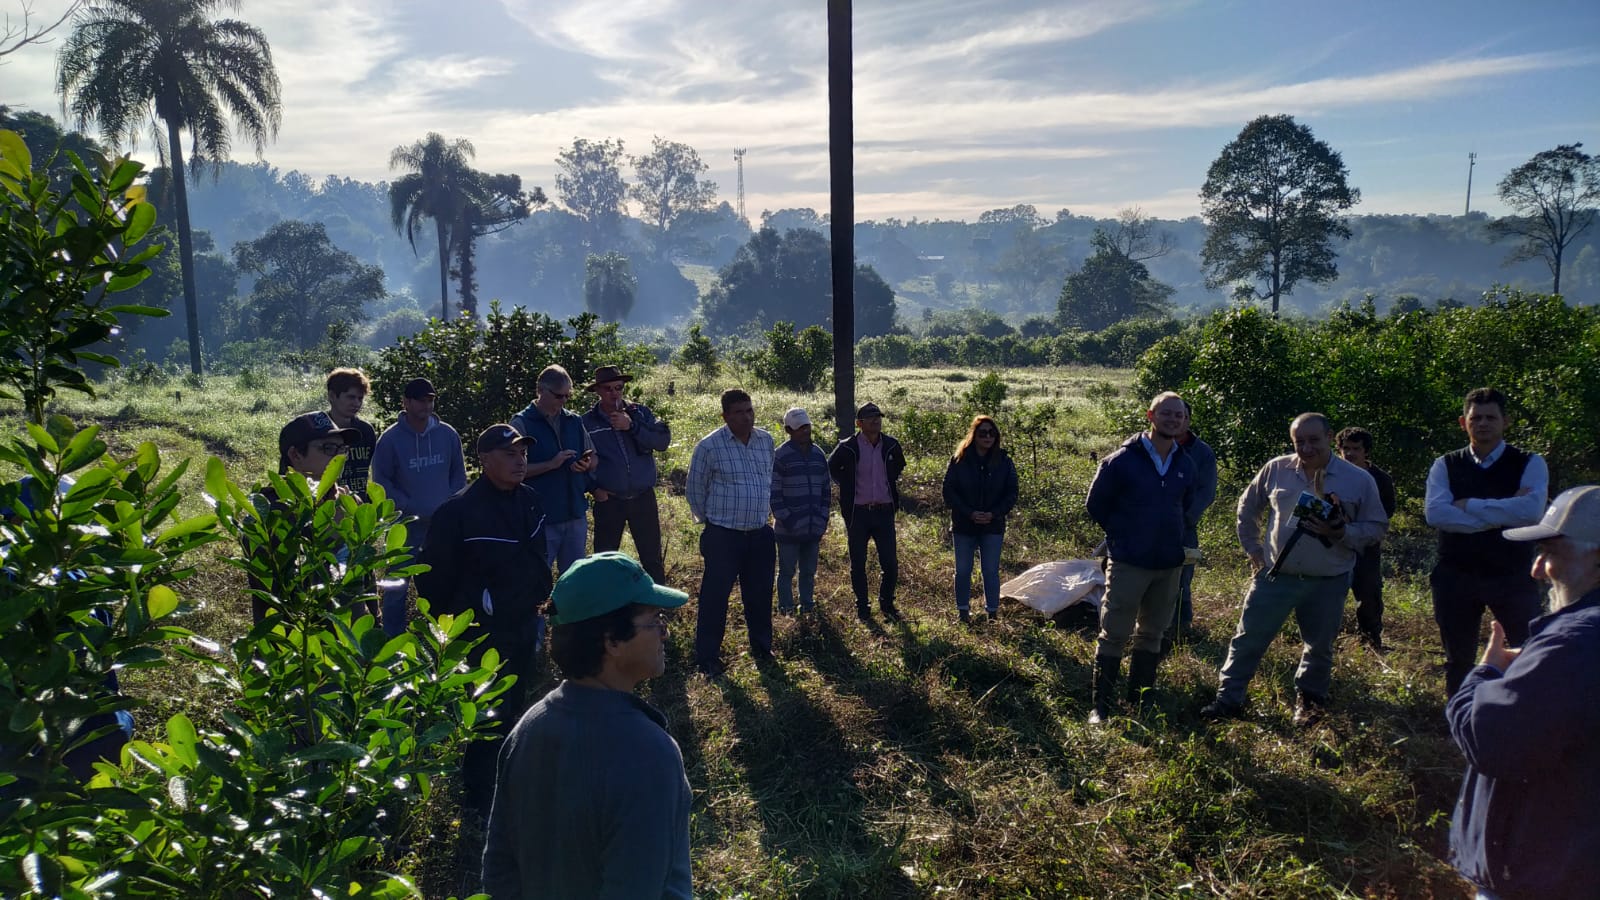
1088, 654, 1121, 725
1126, 649, 1161, 711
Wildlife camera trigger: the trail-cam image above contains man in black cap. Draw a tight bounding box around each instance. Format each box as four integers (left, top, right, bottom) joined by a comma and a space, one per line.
278, 410, 359, 480
483, 552, 692, 899
829, 402, 907, 622
582, 365, 671, 585
370, 378, 467, 637
417, 424, 552, 814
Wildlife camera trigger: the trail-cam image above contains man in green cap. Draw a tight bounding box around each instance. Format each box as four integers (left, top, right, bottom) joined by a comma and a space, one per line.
482, 551, 692, 899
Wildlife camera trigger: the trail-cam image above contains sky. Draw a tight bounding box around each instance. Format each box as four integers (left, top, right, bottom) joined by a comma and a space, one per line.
3, 0, 1598, 222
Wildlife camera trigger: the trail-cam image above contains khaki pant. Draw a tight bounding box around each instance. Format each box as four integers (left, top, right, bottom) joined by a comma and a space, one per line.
1097, 560, 1182, 658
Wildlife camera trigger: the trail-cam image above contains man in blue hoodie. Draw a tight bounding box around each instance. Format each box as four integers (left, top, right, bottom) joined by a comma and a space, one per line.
370, 377, 467, 637
511, 365, 597, 575
582, 365, 671, 585
1447, 485, 1600, 899
1085, 391, 1197, 723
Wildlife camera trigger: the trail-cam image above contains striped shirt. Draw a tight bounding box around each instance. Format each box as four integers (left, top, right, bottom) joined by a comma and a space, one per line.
687, 425, 775, 531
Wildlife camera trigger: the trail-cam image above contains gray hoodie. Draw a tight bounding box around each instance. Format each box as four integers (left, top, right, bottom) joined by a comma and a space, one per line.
370, 414, 467, 520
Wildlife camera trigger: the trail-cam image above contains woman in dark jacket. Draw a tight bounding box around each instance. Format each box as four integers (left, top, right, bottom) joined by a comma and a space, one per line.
941, 415, 1020, 623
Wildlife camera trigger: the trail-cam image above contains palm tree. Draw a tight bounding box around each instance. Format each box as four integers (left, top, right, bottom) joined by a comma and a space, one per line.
388, 133, 476, 321
57, 0, 281, 375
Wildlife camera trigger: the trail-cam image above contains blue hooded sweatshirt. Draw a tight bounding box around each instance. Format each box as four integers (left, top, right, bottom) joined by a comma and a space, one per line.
370, 414, 467, 521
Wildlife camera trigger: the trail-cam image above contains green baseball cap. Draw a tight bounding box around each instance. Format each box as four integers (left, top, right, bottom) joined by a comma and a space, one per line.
548, 552, 688, 626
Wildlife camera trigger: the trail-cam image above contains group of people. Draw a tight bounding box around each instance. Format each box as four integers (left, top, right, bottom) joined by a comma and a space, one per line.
261, 369, 1597, 899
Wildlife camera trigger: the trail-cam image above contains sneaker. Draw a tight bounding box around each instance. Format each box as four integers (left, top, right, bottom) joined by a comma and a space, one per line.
697, 660, 727, 681
1292, 691, 1326, 726
855, 604, 873, 623
1200, 699, 1244, 720
985, 608, 999, 621
958, 609, 971, 625
1359, 631, 1386, 654
880, 604, 903, 623
778, 605, 795, 617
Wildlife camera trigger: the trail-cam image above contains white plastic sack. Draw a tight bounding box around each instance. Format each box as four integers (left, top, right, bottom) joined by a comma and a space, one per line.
1000, 559, 1106, 616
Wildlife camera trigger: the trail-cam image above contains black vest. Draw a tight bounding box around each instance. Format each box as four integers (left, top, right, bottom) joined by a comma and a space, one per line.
1437, 445, 1535, 575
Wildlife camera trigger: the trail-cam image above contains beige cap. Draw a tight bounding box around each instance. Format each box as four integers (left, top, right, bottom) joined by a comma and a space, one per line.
1504, 485, 1600, 543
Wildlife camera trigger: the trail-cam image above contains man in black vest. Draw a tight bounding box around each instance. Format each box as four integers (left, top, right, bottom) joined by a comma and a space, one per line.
1424, 387, 1548, 697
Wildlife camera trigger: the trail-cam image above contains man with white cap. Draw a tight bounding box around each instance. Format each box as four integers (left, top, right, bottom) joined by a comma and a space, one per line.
1446, 485, 1600, 899
482, 551, 692, 899
771, 407, 830, 614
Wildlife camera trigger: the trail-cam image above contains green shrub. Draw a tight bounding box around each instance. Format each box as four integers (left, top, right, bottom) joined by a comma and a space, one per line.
750, 321, 832, 392
673, 323, 721, 390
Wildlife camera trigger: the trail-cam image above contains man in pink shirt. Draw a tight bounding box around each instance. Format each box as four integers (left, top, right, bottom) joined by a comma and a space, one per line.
829, 403, 907, 623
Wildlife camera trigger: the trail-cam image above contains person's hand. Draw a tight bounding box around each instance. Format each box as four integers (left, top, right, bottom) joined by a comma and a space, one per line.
1481, 620, 1521, 671
970, 511, 992, 524
1454, 498, 1470, 510
570, 452, 596, 474
1516, 486, 1533, 497
607, 408, 632, 431
1247, 550, 1266, 573
593, 487, 611, 503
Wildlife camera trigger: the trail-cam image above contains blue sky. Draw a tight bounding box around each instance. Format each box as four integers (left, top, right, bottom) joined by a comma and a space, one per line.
5, 0, 1597, 221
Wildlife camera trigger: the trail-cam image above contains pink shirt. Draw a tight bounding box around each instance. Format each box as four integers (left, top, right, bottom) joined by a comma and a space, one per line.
854, 435, 892, 506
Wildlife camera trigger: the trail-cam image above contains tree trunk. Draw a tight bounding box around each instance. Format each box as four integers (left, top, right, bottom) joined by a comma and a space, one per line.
435, 219, 450, 320
828, 0, 855, 439
164, 118, 203, 374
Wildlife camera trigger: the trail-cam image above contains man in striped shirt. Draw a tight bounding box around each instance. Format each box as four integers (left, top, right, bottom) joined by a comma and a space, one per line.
686, 389, 777, 678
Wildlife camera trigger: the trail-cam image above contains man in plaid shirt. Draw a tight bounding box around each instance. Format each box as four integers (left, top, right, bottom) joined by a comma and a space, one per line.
686, 388, 777, 678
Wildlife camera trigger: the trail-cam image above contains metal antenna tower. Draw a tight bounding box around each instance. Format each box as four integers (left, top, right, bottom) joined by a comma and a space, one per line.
1465, 152, 1477, 215
733, 148, 747, 226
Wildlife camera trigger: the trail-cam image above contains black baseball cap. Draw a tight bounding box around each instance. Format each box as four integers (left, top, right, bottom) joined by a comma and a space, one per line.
402, 378, 437, 399
856, 402, 883, 419
476, 424, 534, 453
279, 412, 360, 472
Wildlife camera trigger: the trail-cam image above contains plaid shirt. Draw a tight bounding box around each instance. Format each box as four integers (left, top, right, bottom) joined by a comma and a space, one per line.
687, 425, 775, 531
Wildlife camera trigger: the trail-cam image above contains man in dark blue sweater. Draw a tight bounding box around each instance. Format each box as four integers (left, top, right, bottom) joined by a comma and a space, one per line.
483, 552, 692, 899
1085, 391, 1197, 723
1447, 485, 1600, 899
583, 365, 672, 585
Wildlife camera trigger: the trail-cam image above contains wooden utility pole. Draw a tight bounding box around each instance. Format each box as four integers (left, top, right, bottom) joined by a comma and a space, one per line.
828, 0, 855, 438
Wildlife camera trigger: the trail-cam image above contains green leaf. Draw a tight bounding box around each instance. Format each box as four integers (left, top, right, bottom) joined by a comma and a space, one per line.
155, 513, 217, 547
123, 200, 157, 243
290, 741, 368, 763
0, 129, 32, 175
147, 585, 180, 620
166, 714, 199, 767
105, 304, 170, 317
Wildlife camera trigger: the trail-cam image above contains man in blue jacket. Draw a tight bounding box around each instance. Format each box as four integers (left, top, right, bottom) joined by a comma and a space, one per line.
582, 365, 671, 585
1447, 485, 1600, 899
369, 377, 467, 636
771, 407, 830, 615
511, 365, 597, 574
1162, 403, 1217, 656
1085, 391, 1197, 723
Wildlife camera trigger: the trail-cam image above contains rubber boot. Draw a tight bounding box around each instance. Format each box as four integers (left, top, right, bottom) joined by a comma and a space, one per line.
1126, 649, 1161, 712
1087, 654, 1121, 725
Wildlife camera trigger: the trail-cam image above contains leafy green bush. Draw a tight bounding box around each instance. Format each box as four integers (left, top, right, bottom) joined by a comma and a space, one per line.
962, 371, 1009, 416
673, 323, 721, 389
370, 303, 654, 447
750, 321, 832, 392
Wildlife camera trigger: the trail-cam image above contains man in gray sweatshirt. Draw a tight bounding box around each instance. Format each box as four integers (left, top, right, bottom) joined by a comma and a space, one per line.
482, 552, 692, 899
369, 377, 467, 636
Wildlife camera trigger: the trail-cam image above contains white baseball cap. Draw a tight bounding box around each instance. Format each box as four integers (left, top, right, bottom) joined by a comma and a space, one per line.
782, 407, 812, 429
1504, 485, 1600, 543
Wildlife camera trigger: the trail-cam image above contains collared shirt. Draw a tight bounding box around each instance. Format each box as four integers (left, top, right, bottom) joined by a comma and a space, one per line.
1139, 434, 1176, 477
854, 435, 892, 506
1424, 442, 1548, 534
687, 425, 775, 531
540, 408, 594, 454
1236, 454, 1388, 576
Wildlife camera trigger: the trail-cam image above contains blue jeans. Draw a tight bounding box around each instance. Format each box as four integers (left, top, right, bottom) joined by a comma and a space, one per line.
381, 517, 429, 638
777, 539, 820, 612
544, 516, 588, 574
953, 532, 1003, 613
1215, 571, 1349, 706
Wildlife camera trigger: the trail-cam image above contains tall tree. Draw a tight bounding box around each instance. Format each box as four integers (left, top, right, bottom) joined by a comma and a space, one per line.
1058, 230, 1175, 331
57, 0, 282, 374
231, 220, 384, 349
1489, 143, 1600, 296
629, 136, 716, 256
388, 132, 475, 321
554, 137, 627, 249
452, 171, 541, 319
582, 251, 637, 322
1199, 114, 1359, 314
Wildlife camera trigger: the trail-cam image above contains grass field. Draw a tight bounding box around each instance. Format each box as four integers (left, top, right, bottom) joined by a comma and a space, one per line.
7, 364, 1475, 899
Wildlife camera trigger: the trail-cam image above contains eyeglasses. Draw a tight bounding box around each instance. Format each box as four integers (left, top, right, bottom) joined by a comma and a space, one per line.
548, 391, 572, 401
976, 429, 997, 437
635, 615, 669, 636
314, 441, 348, 456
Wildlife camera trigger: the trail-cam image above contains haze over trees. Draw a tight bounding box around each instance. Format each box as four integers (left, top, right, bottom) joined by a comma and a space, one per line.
1199, 114, 1360, 314
57, 0, 282, 374
231, 220, 385, 350
629, 136, 718, 258
1489, 143, 1600, 295
555, 137, 628, 250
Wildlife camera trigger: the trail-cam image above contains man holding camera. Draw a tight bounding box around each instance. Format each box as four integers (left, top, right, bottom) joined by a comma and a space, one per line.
511, 364, 598, 575
1202, 413, 1388, 724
